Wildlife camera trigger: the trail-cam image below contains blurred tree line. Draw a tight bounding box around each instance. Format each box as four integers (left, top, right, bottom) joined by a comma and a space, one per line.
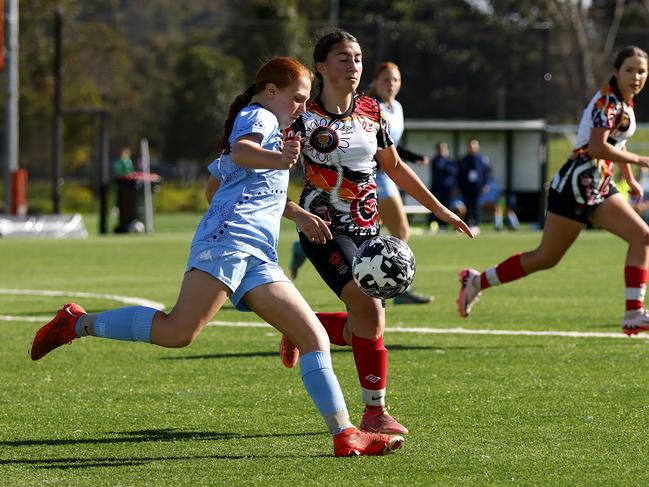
8, 0, 649, 176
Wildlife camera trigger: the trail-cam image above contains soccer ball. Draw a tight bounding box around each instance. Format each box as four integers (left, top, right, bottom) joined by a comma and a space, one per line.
127, 219, 146, 233
352, 236, 416, 299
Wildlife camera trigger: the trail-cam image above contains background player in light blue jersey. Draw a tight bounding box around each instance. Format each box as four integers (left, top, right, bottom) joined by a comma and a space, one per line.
29, 57, 404, 457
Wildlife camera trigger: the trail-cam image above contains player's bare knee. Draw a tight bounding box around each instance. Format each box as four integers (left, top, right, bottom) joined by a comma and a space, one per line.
292, 328, 330, 354
352, 303, 382, 323
640, 228, 649, 249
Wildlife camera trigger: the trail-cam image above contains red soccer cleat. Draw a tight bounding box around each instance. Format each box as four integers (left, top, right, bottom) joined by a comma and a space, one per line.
279, 334, 299, 368
333, 427, 404, 457
360, 406, 409, 434
456, 268, 482, 318
29, 303, 86, 361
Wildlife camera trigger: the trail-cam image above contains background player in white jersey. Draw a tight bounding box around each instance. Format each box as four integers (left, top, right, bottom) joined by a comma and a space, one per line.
29, 57, 404, 457
368, 61, 432, 305
457, 46, 649, 335
280, 31, 473, 436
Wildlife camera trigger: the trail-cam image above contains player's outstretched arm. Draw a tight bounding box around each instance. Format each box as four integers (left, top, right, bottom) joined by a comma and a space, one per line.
377, 146, 474, 238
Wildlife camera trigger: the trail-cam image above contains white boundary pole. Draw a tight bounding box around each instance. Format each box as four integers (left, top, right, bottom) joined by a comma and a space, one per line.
139, 137, 154, 233
3, 0, 18, 213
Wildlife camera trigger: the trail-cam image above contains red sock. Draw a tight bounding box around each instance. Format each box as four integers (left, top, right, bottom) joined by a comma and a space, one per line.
480, 253, 526, 290
351, 334, 387, 392
315, 312, 348, 346
625, 266, 648, 311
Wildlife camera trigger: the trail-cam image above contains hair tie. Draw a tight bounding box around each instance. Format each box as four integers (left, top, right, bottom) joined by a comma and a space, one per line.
246, 83, 257, 95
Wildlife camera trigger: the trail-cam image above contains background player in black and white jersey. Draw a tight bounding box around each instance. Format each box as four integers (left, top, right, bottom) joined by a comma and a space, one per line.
280, 31, 473, 436
457, 46, 649, 335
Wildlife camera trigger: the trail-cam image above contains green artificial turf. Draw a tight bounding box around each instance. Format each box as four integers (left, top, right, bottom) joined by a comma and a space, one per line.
1, 214, 648, 486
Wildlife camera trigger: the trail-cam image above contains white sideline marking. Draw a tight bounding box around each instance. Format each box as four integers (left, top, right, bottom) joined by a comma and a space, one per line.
0, 288, 165, 321
1, 316, 51, 322
2, 288, 645, 340
203, 321, 647, 340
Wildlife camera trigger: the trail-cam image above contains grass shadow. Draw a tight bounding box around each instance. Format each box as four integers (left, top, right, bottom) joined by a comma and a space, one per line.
162, 343, 546, 361
1, 428, 322, 448
0, 428, 329, 469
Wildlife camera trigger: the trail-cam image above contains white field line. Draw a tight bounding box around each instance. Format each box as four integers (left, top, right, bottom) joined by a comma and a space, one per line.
5, 316, 645, 340
2, 289, 646, 340
203, 321, 646, 340
0, 288, 165, 321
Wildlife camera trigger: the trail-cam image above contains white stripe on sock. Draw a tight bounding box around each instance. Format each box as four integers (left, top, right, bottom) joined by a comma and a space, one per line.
362, 387, 386, 406
485, 267, 500, 287
626, 286, 646, 301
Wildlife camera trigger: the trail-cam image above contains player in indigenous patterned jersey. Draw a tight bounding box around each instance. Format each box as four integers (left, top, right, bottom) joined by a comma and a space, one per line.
280, 31, 473, 435
29, 57, 404, 457
457, 46, 649, 335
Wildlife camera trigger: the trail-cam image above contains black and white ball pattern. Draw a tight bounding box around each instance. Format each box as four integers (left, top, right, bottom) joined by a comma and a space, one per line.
352, 236, 416, 299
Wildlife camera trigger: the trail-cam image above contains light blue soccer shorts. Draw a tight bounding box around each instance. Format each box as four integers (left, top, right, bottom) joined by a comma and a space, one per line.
186, 246, 290, 312
376, 170, 400, 201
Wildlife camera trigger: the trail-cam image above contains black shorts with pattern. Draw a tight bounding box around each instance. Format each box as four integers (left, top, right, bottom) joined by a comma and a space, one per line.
298, 231, 368, 298
547, 182, 618, 224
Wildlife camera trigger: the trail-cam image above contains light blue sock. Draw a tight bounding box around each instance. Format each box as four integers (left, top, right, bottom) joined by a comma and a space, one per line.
300, 351, 353, 435
74, 306, 157, 343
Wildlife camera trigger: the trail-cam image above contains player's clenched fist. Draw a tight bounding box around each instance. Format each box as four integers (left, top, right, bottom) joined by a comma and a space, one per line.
280, 135, 302, 169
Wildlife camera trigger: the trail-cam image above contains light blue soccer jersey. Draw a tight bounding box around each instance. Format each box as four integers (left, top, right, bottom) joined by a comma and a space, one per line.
191, 103, 288, 263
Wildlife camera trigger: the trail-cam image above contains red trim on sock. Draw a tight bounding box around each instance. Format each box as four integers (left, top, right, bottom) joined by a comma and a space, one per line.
315, 312, 348, 346
625, 266, 647, 311
351, 334, 387, 391
480, 273, 489, 290
627, 300, 644, 311
625, 266, 648, 287
496, 253, 526, 284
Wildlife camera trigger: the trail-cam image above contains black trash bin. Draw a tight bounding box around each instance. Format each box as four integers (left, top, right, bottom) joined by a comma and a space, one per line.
115, 172, 161, 233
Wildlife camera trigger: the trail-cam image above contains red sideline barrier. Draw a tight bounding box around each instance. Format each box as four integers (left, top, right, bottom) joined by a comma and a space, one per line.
116, 171, 161, 183
11, 168, 27, 216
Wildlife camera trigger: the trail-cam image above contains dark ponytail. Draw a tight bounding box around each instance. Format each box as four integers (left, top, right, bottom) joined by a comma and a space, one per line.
312, 30, 358, 95
217, 84, 258, 154
608, 45, 649, 93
